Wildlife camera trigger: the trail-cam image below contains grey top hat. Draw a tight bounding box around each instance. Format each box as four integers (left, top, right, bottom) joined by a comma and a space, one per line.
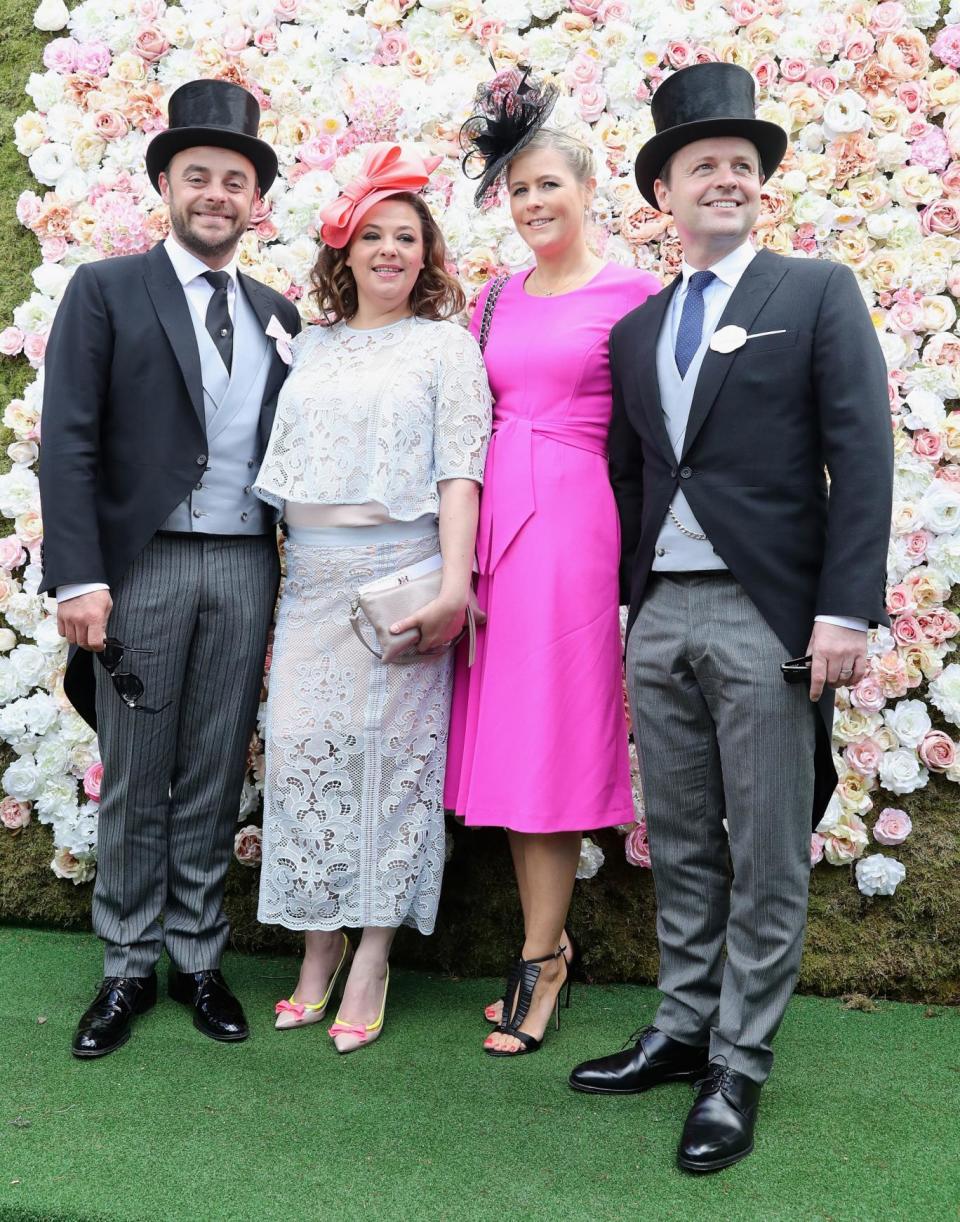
146, 79, 278, 193
634, 63, 787, 209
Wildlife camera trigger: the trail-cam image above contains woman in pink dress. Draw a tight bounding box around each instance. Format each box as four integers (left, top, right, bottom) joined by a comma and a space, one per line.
447, 71, 661, 1056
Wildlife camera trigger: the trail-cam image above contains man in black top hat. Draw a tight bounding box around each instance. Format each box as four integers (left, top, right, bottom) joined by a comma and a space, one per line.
569, 63, 893, 1170
39, 79, 300, 1058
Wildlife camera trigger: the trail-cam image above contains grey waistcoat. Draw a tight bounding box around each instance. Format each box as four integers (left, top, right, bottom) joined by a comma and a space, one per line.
161, 280, 273, 535
651, 310, 727, 572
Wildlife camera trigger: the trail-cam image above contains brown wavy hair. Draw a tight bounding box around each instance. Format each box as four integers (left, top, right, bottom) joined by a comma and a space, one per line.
311, 192, 465, 323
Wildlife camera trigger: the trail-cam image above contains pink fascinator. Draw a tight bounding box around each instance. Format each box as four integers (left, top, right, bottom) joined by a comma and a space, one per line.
319, 143, 443, 249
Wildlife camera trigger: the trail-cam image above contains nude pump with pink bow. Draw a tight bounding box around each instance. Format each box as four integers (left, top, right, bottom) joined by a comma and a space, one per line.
328, 966, 389, 1054
274, 932, 352, 1031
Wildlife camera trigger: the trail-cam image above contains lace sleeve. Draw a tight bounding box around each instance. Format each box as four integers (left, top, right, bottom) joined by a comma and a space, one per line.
433, 323, 492, 485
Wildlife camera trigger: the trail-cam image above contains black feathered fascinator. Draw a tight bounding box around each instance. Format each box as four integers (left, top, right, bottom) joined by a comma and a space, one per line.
460, 67, 558, 208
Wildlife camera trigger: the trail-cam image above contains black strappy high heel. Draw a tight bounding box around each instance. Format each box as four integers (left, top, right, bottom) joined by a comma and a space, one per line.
483, 931, 578, 1025
484, 946, 572, 1057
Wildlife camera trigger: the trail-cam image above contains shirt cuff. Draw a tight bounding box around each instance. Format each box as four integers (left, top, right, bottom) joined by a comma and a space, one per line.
56, 582, 110, 604
815, 614, 868, 633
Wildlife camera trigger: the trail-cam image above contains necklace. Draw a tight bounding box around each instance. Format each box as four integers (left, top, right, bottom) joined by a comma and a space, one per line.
527, 261, 600, 297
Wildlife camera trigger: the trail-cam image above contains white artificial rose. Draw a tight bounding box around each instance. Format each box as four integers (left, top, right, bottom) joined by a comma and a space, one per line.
926, 533, 960, 584
3, 594, 46, 638
35, 734, 70, 779
929, 664, 960, 727
8, 441, 39, 466
0, 629, 17, 653
822, 91, 868, 136
883, 699, 932, 748
22, 692, 60, 738
60, 709, 96, 748
14, 112, 47, 156
31, 262, 71, 300
8, 644, 49, 691
34, 0, 69, 30
855, 854, 907, 897
919, 484, 960, 534
28, 142, 73, 187
832, 707, 883, 744
903, 388, 947, 430
576, 836, 605, 881
51, 847, 96, 884
877, 747, 929, 795
25, 70, 65, 112
13, 292, 57, 334
3, 755, 42, 801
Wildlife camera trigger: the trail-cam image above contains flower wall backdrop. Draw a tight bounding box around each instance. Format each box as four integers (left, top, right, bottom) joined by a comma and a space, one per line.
0, 0, 958, 904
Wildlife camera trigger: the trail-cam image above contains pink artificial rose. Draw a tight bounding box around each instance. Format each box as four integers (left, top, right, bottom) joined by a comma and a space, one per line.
932, 24, 960, 69
888, 298, 924, 331
297, 135, 337, 170
565, 51, 601, 87
869, 0, 907, 35
0, 797, 31, 832
254, 25, 279, 52
941, 161, 960, 196
575, 83, 607, 123
221, 24, 251, 55
598, 0, 630, 19
0, 327, 25, 357
910, 125, 950, 173
873, 807, 912, 844
373, 29, 408, 64
624, 822, 652, 868
921, 200, 960, 236
727, 0, 760, 25
234, 824, 263, 866
16, 510, 43, 551
752, 56, 779, 88
918, 731, 957, 772
897, 80, 927, 111
43, 37, 79, 74
919, 609, 960, 645
273, 0, 300, 21
874, 652, 910, 698
93, 110, 130, 141
83, 761, 104, 801
41, 236, 68, 261
569, 0, 601, 16
903, 530, 931, 562
810, 832, 826, 866
0, 536, 25, 570
133, 25, 170, 62
255, 219, 278, 241
851, 674, 887, 713
892, 613, 924, 646
937, 465, 960, 485
666, 41, 695, 69
135, 0, 164, 17
16, 192, 42, 228
808, 68, 840, 97
23, 333, 47, 369
845, 737, 883, 777
476, 17, 504, 43
913, 431, 944, 462
844, 30, 876, 64
75, 41, 111, 76
779, 57, 809, 82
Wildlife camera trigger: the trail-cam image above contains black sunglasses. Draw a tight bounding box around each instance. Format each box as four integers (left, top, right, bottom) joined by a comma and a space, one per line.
96, 637, 170, 714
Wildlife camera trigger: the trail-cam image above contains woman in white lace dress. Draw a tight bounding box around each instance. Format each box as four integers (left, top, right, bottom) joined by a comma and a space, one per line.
254, 145, 491, 1052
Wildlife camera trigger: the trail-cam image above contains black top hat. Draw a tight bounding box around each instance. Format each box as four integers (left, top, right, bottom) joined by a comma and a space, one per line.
634, 63, 787, 209
146, 79, 278, 194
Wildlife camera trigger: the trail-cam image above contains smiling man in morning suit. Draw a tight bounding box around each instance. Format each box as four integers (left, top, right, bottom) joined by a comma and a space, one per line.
568, 64, 893, 1171
38, 79, 300, 1058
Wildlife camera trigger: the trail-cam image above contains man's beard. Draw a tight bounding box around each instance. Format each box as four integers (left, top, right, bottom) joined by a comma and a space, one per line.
170, 203, 245, 259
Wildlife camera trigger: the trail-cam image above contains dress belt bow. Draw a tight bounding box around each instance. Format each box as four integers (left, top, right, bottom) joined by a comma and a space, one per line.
477, 416, 607, 574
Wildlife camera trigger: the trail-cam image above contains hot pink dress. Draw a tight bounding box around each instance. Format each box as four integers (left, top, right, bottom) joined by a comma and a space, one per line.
445, 263, 661, 832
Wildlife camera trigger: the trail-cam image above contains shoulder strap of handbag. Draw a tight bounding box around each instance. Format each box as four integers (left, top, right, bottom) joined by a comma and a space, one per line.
478, 275, 507, 354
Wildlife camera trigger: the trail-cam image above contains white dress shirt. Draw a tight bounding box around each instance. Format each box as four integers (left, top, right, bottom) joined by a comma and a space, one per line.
665, 240, 866, 635
57, 236, 240, 604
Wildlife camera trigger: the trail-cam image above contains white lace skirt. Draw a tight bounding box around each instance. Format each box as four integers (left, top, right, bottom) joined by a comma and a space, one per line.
258, 520, 452, 934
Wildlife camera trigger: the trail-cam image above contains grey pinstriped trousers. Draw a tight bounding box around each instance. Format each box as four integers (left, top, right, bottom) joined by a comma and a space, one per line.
93, 533, 279, 977
626, 572, 817, 1084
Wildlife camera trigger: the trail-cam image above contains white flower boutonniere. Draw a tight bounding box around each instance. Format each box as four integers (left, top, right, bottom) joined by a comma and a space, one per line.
265, 314, 293, 366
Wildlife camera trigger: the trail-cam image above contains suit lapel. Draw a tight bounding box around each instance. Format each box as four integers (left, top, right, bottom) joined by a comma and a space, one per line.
238, 272, 289, 412
681, 248, 789, 459
630, 277, 680, 468
143, 243, 205, 429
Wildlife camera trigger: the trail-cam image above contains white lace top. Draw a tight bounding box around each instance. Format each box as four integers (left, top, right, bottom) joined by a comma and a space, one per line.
255, 316, 492, 520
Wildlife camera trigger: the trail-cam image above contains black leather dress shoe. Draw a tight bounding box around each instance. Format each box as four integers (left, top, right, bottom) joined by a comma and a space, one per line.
569, 1025, 709, 1094
677, 1063, 762, 1173
168, 969, 248, 1042
71, 974, 157, 1059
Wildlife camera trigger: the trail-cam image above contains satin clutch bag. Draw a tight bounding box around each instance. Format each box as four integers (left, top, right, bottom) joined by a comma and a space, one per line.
349, 553, 478, 665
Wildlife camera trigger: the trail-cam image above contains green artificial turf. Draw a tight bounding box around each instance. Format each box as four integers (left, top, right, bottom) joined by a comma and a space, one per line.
0, 928, 958, 1222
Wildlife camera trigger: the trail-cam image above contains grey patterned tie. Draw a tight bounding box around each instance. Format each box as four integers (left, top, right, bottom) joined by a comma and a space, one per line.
202, 270, 233, 373
674, 270, 716, 379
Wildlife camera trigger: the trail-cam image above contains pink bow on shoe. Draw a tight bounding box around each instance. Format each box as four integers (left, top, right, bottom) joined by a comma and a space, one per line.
328, 1021, 369, 1041
275, 999, 306, 1019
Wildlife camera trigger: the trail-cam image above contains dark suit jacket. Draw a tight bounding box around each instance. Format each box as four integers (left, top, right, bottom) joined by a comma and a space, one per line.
608, 248, 894, 822
38, 241, 301, 725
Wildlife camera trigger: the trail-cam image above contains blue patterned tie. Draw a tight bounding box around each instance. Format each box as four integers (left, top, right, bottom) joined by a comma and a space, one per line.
674, 270, 716, 379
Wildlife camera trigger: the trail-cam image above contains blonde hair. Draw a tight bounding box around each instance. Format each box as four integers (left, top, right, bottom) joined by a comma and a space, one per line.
507, 127, 595, 185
